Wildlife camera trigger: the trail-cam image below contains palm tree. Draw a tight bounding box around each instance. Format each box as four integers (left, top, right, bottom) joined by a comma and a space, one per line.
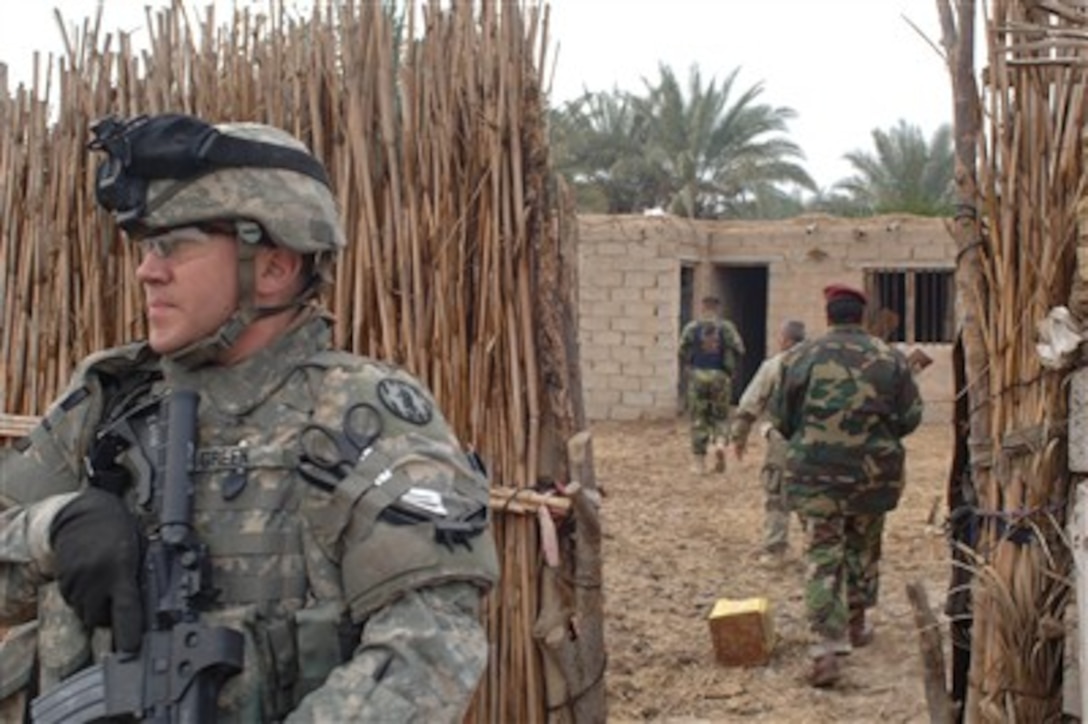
548, 64, 815, 218
548, 90, 668, 213
832, 120, 954, 216
637, 64, 815, 218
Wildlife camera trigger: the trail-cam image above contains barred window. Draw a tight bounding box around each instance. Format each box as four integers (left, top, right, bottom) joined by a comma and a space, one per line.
865, 269, 954, 343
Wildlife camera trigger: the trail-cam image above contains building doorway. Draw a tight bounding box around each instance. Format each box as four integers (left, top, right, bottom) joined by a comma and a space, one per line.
714, 264, 768, 402
676, 263, 768, 406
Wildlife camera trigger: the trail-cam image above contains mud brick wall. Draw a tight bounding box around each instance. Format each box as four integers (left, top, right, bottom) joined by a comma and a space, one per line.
576, 216, 681, 421
577, 213, 957, 423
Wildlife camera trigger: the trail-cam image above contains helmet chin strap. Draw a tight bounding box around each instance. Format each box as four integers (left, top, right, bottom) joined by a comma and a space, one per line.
165, 233, 319, 370
166, 240, 263, 370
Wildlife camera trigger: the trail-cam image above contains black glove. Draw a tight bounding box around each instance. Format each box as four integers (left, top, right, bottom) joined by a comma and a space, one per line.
50, 488, 145, 653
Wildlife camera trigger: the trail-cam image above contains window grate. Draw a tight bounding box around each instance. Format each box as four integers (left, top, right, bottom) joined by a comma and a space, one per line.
866, 269, 954, 343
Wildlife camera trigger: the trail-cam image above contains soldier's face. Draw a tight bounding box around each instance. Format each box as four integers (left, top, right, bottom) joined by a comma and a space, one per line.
134, 227, 239, 354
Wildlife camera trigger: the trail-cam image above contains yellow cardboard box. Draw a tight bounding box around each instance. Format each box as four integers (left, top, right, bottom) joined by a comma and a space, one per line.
707, 596, 774, 666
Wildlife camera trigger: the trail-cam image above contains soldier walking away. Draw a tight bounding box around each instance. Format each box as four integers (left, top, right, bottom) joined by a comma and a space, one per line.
769, 284, 922, 688
0, 114, 499, 722
730, 319, 807, 569
678, 295, 745, 475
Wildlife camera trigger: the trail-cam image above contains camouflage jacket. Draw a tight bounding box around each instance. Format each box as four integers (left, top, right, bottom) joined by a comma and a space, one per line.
678, 317, 745, 376
0, 314, 497, 722
730, 351, 788, 469
768, 324, 923, 516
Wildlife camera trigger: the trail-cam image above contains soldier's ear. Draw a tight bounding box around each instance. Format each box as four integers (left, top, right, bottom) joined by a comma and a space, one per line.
255, 246, 304, 301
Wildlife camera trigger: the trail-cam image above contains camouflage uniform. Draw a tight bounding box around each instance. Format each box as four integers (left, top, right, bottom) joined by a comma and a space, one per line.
678, 317, 744, 457
730, 351, 798, 555
0, 315, 498, 722
0, 116, 499, 722
769, 323, 922, 648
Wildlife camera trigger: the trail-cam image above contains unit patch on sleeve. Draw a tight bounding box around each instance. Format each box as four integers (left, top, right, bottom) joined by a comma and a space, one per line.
377, 378, 434, 425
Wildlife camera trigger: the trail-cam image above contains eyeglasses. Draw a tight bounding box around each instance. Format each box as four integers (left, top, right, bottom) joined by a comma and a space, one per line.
132, 225, 224, 260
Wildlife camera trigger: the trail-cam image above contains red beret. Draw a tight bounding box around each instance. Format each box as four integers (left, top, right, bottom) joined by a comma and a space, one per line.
823, 283, 867, 305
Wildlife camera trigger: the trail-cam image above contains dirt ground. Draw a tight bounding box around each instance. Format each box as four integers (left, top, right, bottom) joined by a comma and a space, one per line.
593, 416, 954, 724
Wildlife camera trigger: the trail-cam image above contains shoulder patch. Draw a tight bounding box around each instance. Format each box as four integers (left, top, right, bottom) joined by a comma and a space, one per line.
377, 378, 434, 425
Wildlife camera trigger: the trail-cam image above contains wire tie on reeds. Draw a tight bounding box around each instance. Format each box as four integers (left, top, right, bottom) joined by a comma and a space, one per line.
954, 237, 986, 265
501, 487, 532, 515
544, 652, 607, 712
951, 501, 1067, 547
554, 568, 602, 590
953, 202, 979, 222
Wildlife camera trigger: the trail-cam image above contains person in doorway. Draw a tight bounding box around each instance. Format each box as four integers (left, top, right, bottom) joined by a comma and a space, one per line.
730, 319, 807, 568
0, 113, 498, 721
678, 295, 745, 475
769, 284, 922, 688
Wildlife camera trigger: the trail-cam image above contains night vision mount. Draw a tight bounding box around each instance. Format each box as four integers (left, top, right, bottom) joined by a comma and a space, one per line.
88, 114, 331, 229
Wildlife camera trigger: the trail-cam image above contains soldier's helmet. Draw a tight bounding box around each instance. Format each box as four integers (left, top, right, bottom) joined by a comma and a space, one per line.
139, 123, 345, 254
89, 114, 344, 254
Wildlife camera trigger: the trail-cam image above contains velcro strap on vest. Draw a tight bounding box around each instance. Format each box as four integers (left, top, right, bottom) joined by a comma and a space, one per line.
202, 530, 298, 555
212, 569, 309, 605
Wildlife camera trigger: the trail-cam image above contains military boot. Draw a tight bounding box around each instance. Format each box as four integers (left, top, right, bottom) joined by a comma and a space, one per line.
757, 549, 787, 570
849, 608, 874, 648
690, 453, 707, 475
807, 652, 840, 688
711, 437, 727, 473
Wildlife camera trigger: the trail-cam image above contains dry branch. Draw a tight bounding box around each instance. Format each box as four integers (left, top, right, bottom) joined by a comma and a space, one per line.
906, 581, 955, 724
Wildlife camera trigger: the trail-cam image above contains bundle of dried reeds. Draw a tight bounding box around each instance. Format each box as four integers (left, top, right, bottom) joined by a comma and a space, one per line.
0, 1, 602, 720
951, 1, 1086, 720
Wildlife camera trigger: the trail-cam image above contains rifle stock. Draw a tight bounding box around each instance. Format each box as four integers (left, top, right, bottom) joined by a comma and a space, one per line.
31, 389, 244, 723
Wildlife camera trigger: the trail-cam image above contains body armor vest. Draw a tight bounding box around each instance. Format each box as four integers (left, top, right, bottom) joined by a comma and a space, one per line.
85, 363, 342, 719
690, 322, 728, 371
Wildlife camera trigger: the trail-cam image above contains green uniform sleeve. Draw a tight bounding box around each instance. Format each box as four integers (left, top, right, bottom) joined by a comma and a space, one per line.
724, 320, 746, 357
678, 321, 695, 365
721, 320, 744, 375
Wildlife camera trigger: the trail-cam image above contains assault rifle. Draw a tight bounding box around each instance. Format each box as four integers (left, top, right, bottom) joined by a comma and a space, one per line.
31, 389, 244, 723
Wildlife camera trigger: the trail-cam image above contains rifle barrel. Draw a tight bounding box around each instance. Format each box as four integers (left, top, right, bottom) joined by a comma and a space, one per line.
161, 389, 199, 546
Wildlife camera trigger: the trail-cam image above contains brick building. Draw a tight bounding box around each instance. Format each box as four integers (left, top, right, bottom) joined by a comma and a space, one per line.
577, 213, 956, 423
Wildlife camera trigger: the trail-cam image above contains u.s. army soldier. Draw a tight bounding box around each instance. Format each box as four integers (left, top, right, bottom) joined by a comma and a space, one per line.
678, 295, 745, 475
730, 319, 807, 568
0, 114, 498, 721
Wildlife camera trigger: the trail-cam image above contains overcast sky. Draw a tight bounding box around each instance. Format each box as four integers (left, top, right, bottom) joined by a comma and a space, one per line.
0, 0, 957, 191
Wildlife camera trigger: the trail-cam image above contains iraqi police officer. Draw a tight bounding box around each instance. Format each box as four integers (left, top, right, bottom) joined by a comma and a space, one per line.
769, 284, 922, 688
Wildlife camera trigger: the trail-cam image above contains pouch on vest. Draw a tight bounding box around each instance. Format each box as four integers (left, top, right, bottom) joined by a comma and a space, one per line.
237, 601, 357, 719
293, 601, 358, 703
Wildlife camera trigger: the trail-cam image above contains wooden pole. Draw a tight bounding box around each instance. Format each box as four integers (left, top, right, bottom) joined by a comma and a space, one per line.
906, 581, 955, 724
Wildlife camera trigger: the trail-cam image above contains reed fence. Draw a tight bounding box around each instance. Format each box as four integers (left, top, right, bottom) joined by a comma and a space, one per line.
0, 1, 604, 721
942, 0, 1086, 719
